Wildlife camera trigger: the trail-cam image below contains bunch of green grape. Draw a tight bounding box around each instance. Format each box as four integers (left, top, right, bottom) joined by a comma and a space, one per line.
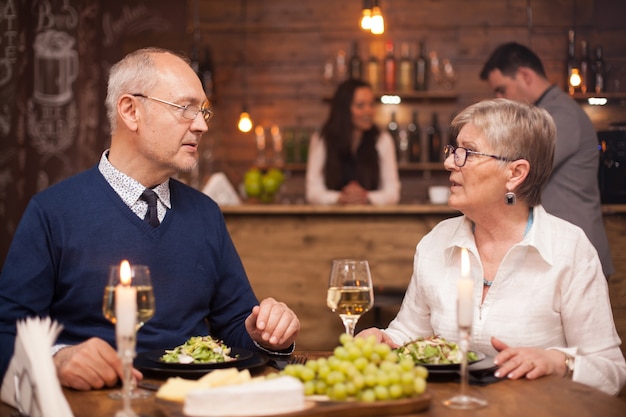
281, 334, 428, 402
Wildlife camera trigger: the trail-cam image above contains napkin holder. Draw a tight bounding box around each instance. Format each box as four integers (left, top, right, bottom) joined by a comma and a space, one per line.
202, 172, 241, 206
0, 317, 73, 417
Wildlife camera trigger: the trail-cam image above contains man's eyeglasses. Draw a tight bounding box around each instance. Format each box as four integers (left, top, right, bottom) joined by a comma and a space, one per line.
443, 144, 513, 168
132, 93, 213, 123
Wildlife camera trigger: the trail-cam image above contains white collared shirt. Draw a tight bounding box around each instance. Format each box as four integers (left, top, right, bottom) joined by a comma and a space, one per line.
98, 150, 171, 222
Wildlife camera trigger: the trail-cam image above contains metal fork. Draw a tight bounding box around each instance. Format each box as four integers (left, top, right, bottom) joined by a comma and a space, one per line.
288, 353, 308, 365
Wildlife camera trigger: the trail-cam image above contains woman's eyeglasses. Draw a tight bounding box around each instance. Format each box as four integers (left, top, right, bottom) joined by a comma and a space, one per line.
443, 144, 513, 167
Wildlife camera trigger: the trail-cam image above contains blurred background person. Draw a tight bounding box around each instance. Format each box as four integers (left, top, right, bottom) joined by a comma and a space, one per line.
479, 42, 614, 278
306, 79, 400, 205
358, 99, 626, 396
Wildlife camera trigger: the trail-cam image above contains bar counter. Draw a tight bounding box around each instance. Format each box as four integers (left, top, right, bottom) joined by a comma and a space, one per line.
221, 204, 626, 355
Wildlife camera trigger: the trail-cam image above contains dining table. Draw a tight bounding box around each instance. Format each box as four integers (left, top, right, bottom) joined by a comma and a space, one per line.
1, 351, 625, 417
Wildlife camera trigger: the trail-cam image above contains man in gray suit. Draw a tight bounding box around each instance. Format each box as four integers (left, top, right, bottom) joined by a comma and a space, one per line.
480, 42, 614, 278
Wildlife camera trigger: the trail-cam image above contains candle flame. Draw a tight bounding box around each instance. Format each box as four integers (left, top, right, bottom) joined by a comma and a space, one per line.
120, 260, 132, 285
461, 248, 470, 279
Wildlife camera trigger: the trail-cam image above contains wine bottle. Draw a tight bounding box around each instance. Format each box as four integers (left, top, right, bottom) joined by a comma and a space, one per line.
199, 47, 215, 101
387, 112, 400, 160
594, 45, 605, 93
579, 40, 591, 94
413, 41, 428, 91
383, 40, 396, 92
566, 30, 578, 94
427, 112, 442, 163
398, 42, 412, 93
349, 41, 362, 80
335, 49, 347, 83
367, 44, 380, 91
407, 111, 421, 162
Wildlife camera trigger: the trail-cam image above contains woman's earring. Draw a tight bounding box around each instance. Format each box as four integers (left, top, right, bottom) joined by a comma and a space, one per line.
505, 191, 516, 206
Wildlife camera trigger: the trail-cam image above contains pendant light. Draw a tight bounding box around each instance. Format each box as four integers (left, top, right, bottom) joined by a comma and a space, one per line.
370, 0, 385, 35
360, 0, 384, 35
238, 0, 252, 132
360, 0, 372, 30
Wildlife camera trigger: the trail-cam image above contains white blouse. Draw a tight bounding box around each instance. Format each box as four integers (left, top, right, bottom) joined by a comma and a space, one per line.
383, 205, 626, 396
305, 131, 401, 205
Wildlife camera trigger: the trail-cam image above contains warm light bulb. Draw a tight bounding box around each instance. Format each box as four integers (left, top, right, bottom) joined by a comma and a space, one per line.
370, 7, 384, 35
569, 68, 582, 88
238, 111, 252, 132
360, 9, 372, 30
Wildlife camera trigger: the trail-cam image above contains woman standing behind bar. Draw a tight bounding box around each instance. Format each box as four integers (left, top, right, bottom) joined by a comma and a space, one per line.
358, 98, 626, 396
305, 79, 400, 205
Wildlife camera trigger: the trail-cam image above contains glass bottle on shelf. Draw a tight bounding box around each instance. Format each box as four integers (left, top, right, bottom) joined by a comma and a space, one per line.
407, 110, 421, 163
199, 47, 215, 101
579, 40, 591, 94
398, 42, 413, 93
594, 46, 605, 94
349, 41, 362, 80
566, 30, 578, 94
335, 49, 347, 84
383, 40, 396, 92
387, 111, 400, 161
413, 41, 428, 91
367, 44, 381, 91
427, 112, 442, 163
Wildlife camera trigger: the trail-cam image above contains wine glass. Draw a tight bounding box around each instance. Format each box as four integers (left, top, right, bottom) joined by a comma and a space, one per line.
326, 259, 374, 337
103, 263, 155, 401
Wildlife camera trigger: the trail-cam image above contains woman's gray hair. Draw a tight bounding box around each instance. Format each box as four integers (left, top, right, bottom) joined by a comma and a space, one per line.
450, 98, 556, 207
105, 47, 189, 134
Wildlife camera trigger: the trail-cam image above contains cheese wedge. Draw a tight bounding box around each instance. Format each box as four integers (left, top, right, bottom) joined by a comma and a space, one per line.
156, 368, 253, 402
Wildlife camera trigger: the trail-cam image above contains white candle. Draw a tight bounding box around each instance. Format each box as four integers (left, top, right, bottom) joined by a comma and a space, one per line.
255, 126, 265, 151
271, 125, 282, 153
457, 248, 474, 328
115, 260, 137, 336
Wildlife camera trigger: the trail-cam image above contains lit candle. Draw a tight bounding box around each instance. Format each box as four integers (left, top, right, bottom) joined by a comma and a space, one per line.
255, 125, 265, 151
271, 125, 282, 153
457, 248, 474, 328
115, 260, 137, 337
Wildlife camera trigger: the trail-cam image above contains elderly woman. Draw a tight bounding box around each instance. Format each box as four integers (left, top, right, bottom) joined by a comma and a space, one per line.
358, 98, 626, 396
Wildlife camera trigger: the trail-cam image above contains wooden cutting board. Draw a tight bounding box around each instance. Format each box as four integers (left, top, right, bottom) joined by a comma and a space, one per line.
156, 392, 432, 417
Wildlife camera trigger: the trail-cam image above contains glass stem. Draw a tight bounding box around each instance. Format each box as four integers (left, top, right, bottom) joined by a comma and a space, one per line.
340, 315, 360, 337
116, 335, 138, 417
458, 326, 471, 398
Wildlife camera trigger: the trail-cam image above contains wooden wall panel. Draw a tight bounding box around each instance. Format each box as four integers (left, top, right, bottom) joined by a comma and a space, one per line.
189, 0, 626, 189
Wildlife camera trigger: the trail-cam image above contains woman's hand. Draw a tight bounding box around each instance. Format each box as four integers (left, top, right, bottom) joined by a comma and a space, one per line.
491, 337, 568, 380
355, 328, 399, 348
338, 181, 369, 204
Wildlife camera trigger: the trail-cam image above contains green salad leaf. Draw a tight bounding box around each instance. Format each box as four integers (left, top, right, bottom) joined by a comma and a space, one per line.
160, 335, 235, 364
394, 335, 478, 365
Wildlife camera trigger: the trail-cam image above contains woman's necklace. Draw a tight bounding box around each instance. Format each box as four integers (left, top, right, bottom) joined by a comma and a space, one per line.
481, 209, 534, 287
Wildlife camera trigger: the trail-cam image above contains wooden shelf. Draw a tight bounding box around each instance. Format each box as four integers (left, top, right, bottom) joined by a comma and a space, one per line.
572, 92, 626, 103
268, 162, 446, 172
322, 90, 458, 103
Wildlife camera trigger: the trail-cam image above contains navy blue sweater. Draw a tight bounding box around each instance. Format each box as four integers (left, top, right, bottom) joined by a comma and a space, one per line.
0, 167, 259, 379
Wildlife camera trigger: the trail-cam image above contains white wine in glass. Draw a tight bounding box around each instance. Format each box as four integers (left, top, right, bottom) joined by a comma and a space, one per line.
327, 259, 374, 337
102, 263, 155, 401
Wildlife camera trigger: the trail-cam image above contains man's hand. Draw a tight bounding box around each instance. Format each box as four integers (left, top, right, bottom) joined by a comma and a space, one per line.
54, 337, 143, 390
245, 297, 300, 351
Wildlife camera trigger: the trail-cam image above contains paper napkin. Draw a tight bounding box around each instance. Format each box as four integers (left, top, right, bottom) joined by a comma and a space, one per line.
202, 172, 242, 206
0, 317, 73, 417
